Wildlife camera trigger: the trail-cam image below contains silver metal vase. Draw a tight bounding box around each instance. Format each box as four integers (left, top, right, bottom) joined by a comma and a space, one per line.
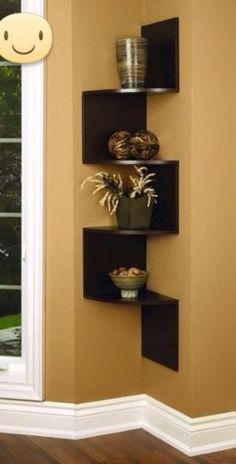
116, 37, 148, 88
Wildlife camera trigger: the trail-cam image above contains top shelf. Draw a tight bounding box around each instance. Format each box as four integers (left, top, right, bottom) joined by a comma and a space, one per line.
83, 88, 179, 96
83, 17, 179, 97
84, 159, 179, 165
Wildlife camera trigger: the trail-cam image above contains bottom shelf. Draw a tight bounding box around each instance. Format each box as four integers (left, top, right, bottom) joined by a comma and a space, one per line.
84, 289, 177, 306
84, 290, 179, 371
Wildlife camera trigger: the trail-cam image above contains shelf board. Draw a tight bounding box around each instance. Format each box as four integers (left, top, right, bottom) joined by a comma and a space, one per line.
84, 289, 177, 306
83, 88, 179, 96
83, 159, 179, 166
84, 226, 179, 235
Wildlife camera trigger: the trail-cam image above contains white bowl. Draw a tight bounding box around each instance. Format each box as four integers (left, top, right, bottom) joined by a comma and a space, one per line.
109, 271, 149, 299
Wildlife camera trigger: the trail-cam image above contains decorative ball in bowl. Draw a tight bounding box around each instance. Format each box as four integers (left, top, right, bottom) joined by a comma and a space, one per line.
109, 267, 149, 299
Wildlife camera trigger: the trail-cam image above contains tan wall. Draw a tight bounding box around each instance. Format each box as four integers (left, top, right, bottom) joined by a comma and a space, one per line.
45, 0, 76, 402
144, 0, 236, 416
45, 0, 236, 415
72, 0, 144, 403
45, 0, 144, 404
191, 0, 236, 416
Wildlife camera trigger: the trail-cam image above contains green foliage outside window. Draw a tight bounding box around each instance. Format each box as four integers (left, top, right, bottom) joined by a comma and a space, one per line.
0, 0, 20, 21
0, 218, 21, 285
0, 67, 21, 138
0, 2, 22, 353
0, 144, 21, 212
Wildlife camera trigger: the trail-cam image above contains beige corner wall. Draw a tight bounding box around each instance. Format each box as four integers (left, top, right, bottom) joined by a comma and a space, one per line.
143, 0, 236, 416
45, 0, 144, 403
191, 0, 236, 416
45, 0, 236, 415
72, 0, 144, 403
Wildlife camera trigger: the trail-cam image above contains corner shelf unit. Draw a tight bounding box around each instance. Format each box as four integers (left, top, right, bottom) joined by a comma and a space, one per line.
82, 17, 180, 371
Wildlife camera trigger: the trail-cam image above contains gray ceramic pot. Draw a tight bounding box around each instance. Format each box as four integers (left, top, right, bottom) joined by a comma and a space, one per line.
116, 196, 154, 229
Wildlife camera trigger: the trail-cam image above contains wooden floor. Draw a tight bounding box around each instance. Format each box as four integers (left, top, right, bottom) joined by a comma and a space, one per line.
0, 429, 235, 463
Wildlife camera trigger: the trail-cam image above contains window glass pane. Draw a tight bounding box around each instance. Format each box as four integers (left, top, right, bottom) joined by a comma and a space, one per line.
0, 0, 20, 20
0, 66, 21, 138
0, 289, 21, 356
0, 289, 21, 315
0, 143, 21, 212
0, 2, 22, 359
0, 217, 21, 285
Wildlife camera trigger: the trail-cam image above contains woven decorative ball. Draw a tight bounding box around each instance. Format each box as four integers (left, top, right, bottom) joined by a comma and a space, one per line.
130, 130, 160, 160
108, 131, 131, 160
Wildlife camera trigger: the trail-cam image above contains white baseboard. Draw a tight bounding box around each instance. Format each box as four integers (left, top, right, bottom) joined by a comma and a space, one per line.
75, 395, 144, 439
0, 395, 144, 440
0, 394, 235, 456
144, 396, 236, 456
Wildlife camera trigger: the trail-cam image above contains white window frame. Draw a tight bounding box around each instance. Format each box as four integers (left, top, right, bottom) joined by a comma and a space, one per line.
0, 0, 44, 400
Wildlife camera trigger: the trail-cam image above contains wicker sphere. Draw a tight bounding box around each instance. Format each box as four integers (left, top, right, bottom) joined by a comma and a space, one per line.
108, 131, 131, 159
130, 130, 160, 160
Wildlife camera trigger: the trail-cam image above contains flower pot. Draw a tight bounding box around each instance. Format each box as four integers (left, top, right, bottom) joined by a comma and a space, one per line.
116, 196, 154, 229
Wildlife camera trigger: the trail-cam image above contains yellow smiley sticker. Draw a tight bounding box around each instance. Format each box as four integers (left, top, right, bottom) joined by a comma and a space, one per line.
0, 13, 53, 64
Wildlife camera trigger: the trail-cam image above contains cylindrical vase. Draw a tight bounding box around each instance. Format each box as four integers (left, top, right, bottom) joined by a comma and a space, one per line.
116, 37, 148, 88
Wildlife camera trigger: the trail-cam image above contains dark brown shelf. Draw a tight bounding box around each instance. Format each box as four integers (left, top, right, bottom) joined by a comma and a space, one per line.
83, 159, 179, 166
84, 289, 177, 306
82, 17, 180, 371
142, 302, 179, 370
83, 88, 179, 96
142, 18, 179, 89
84, 227, 178, 235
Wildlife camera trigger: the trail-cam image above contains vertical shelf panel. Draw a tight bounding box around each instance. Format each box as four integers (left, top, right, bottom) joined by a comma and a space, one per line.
142, 17, 179, 89
82, 93, 146, 163
151, 163, 179, 232
142, 303, 179, 370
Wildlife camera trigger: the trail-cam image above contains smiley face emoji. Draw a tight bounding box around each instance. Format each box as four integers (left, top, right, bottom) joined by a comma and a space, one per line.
0, 13, 53, 64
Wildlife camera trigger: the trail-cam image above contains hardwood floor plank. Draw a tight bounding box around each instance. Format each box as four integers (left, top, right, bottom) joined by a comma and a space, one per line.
31, 436, 97, 464
0, 430, 235, 463
0, 434, 57, 464
196, 448, 236, 464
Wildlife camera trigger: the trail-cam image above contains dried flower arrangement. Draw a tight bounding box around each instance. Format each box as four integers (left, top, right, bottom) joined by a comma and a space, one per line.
81, 165, 157, 215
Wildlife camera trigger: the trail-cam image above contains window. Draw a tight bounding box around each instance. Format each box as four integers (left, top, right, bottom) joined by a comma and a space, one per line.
0, 1, 21, 359
0, 0, 44, 400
